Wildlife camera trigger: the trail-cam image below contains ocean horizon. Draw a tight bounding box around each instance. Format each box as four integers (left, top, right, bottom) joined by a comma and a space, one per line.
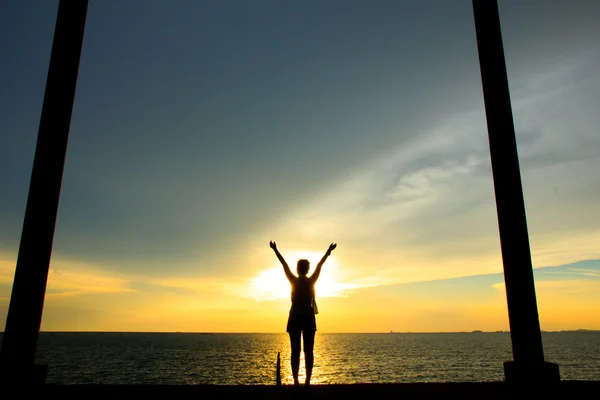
32, 329, 600, 333
2, 331, 598, 384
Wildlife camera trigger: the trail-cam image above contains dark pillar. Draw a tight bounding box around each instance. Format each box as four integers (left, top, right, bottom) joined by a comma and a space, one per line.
471, 0, 559, 384
0, 0, 88, 384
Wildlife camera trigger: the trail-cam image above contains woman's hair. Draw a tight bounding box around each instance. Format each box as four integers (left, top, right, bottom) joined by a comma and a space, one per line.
297, 259, 310, 276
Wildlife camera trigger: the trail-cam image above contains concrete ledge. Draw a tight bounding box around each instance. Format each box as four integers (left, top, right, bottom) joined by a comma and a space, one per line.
504, 360, 560, 385
0, 363, 47, 385
34, 381, 598, 399
34, 364, 48, 384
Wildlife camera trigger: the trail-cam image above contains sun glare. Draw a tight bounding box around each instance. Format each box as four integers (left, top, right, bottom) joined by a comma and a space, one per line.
251, 251, 353, 300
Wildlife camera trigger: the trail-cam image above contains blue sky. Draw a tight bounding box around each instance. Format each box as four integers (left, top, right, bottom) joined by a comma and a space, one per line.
1, 1, 600, 332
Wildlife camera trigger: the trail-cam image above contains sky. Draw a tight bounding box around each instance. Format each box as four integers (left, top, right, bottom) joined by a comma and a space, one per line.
1, 0, 600, 333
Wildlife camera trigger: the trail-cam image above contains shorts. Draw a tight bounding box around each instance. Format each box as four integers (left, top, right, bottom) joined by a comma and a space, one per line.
286, 313, 317, 333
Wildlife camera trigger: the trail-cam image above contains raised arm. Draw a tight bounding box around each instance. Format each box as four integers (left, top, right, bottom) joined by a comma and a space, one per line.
270, 241, 295, 282
310, 243, 337, 283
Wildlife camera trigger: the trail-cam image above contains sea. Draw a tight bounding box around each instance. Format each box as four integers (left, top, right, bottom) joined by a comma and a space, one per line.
2, 332, 599, 384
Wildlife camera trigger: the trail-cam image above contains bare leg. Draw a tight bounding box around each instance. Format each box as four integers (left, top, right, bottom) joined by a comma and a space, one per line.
303, 329, 316, 387
289, 331, 301, 387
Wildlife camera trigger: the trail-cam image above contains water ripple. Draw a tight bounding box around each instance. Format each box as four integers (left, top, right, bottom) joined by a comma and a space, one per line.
2, 332, 596, 384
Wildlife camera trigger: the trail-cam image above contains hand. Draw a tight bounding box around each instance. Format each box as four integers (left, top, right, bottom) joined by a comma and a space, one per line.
327, 243, 337, 254
270, 241, 277, 250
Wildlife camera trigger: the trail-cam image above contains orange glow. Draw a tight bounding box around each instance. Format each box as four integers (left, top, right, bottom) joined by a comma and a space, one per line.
2, 251, 600, 333
251, 251, 358, 301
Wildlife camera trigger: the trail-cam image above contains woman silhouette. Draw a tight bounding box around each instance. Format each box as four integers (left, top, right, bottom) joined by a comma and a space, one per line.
269, 240, 337, 388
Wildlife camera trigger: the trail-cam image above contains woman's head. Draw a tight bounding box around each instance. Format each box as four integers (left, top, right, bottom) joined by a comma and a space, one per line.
297, 259, 310, 276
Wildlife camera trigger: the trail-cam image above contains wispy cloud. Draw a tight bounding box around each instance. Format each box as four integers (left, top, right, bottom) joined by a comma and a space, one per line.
46, 260, 134, 297
264, 47, 600, 287
492, 279, 600, 296
0, 254, 133, 298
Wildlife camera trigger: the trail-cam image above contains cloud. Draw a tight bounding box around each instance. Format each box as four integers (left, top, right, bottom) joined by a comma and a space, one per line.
265, 47, 600, 286
492, 279, 600, 297
0, 254, 134, 298
486, 260, 600, 297
3, 48, 599, 324
45, 261, 134, 297
563, 268, 600, 278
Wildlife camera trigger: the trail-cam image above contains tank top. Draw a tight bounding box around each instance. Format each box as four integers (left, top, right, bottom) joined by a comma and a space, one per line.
290, 276, 319, 316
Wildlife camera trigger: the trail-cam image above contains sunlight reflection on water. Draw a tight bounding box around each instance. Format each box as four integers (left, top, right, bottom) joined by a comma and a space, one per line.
10, 332, 599, 384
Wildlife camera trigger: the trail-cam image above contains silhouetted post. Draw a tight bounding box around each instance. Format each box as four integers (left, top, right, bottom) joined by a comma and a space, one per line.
471, 0, 559, 384
0, 0, 88, 385
276, 352, 282, 386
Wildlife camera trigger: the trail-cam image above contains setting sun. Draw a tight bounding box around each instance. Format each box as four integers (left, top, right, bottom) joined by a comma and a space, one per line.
251, 251, 355, 300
